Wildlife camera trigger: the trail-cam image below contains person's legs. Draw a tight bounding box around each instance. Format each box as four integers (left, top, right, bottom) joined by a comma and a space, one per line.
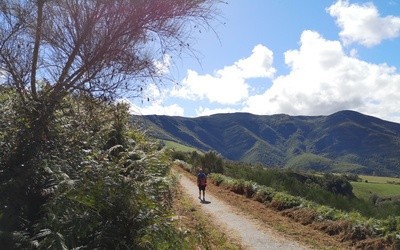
202, 189, 206, 200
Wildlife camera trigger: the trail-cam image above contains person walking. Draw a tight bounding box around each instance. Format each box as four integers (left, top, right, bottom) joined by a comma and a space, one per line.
197, 168, 207, 201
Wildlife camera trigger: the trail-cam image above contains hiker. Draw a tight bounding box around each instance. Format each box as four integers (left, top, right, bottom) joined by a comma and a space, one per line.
197, 168, 207, 201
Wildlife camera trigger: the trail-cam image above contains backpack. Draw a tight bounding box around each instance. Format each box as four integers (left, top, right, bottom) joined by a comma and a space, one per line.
198, 173, 207, 186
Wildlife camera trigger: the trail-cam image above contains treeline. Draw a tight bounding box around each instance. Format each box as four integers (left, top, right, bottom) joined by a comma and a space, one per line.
172, 150, 400, 219
0, 90, 187, 249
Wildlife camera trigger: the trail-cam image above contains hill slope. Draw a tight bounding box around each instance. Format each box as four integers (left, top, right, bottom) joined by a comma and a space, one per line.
133, 110, 400, 176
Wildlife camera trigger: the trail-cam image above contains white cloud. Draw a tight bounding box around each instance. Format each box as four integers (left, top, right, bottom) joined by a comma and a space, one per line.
171, 69, 249, 105
125, 98, 185, 116
224, 44, 276, 79
132, 103, 184, 116
195, 106, 240, 117
144, 83, 162, 101
153, 54, 171, 75
243, 30, 400, 122
327, 0, 400, 47
171, 44, 275, 105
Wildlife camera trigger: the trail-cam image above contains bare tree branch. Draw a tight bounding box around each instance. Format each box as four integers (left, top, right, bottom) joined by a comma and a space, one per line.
0, 0, 223, 103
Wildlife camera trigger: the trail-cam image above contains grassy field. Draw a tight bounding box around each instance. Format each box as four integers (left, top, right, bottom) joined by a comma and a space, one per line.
352, 181, 400, 201
163, 140, 200, 153
358, 175, 400, 184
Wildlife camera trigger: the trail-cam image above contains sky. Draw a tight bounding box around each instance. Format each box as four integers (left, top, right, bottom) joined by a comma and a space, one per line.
129, 0, 400, 123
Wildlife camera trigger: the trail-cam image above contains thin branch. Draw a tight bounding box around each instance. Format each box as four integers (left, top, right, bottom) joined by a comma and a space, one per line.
30, 0, 45, 99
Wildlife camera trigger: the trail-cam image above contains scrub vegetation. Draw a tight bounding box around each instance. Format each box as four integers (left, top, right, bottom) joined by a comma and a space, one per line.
0, 0, 221, 248
173, 150, 400, 249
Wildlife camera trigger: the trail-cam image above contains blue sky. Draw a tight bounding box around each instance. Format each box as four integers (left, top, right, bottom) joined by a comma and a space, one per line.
130, 0, 400, 123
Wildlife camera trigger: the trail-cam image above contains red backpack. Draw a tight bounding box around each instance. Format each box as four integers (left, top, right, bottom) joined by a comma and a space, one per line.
198, 173, 207, 186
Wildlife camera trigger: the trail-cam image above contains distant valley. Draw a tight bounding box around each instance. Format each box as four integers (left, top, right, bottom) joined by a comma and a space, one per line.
132, 110, 400, 176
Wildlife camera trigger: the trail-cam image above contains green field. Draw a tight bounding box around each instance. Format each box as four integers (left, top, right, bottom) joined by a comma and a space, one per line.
351, 181, 400, 200
358, 175, 400, 184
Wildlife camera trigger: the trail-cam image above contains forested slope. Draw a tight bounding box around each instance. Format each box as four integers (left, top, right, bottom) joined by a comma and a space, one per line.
134, 110, 400, 176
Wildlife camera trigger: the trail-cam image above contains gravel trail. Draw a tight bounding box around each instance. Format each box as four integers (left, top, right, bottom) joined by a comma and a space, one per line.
176, 171, 310, 250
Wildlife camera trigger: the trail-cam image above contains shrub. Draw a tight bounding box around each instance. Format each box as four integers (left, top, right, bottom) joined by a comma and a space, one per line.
174, 159, 193, 173
270, 192, 303, 211
0, 94, 184, 249
253, 186, 275, 204
209, 173, 224, 186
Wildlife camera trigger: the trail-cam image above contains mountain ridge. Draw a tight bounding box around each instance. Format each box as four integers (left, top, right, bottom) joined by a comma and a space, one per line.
132, 110, 400, 176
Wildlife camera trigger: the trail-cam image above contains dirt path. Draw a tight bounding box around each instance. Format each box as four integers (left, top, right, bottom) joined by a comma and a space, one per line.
176, 171, 310, 250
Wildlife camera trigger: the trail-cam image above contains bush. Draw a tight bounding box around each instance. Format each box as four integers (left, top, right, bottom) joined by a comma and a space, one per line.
0, 93, 184, 249
209, 173, 224, 186
174, 159, 193, 173
270, 192, 303, 211
253, 186, 275, 204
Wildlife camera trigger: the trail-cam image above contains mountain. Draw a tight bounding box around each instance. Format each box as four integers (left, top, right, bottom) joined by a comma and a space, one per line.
132, 110, 400, 176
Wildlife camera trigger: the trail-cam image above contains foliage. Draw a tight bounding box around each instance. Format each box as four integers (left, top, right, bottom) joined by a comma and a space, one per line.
0, 92, 185, 249
208, 173, 400, 245
200, 151, 224, 174
1, 1, 222, 248
174, 159, 194, 173
223, 162, 400, 219
286, 153, 365, 173
352, 181, 400, 201
172, 150, 224, 175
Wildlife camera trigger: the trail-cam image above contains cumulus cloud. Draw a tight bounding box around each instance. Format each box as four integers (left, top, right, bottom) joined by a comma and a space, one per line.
171, 44, 275, 105
131, 103, 185, 116
196, 106, 239, 117
153, 54, 171, 75
120, 98, 184, 116
243, 30, 400, 122
327, 0, 400, 47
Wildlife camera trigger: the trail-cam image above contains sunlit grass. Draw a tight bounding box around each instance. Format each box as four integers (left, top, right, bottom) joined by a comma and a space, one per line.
352, 181, 400, 200
358, 175, 400, 184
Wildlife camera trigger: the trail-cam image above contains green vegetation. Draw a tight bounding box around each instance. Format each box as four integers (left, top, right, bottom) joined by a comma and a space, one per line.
174, 150, 400, 220
206, 173, 400, 248
0, 0, 222, 248
286, 153, 365, 172
359, 175, 400, 184
0, 92, 186, 249
139, 111, 400, 176
352, 182, 400, 201
173, 145, 400, 247
173, 151, 224, 175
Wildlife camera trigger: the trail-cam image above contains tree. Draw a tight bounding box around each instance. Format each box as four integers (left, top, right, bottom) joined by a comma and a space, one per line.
201, 151, 224, 174
0, 0, 221, 168
0, 0, 222, 242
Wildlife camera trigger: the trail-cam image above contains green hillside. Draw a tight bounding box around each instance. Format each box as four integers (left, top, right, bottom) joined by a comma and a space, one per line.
132, 110, 400, 176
